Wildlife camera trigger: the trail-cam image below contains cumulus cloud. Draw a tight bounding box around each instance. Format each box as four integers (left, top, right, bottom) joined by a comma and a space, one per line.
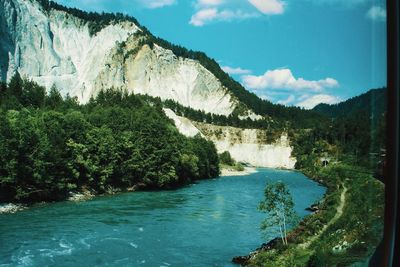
140, 0, 176, 8
242, 68, 339, 91
296, 94, 341, 109
366, 6, 386, 21
247, 0, 285, 15
190, 8, 258, 26
221, 66, 252, 75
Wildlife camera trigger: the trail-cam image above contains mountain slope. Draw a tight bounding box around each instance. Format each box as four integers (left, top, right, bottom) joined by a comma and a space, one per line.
0, 0, 324, 125
309, 88, 386, 171
313, 88, 386, 118
0, 0, 241, 115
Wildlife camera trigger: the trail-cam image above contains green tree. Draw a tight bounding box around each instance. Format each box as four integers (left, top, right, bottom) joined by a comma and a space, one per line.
21, 79, 46, 108
258, 181, 298, 245
46, 84, 63, 109
219, 151, 235, 166
8, 71, 23, 101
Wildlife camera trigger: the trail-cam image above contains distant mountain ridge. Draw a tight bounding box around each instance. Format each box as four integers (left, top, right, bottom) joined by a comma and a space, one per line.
312, 88, 387, 118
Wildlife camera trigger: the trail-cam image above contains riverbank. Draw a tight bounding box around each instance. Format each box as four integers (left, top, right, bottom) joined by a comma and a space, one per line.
0, 173, 232, 214
234, 163, 384, 266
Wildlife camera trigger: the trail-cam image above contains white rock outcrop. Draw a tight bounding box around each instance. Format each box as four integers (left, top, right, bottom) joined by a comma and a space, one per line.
198, 124, 296, 169
164, 109, 296, 169
0, 0, 138, 99
163, 108, 202, 137
0, 0, 239, 115
0, 203, 26, 214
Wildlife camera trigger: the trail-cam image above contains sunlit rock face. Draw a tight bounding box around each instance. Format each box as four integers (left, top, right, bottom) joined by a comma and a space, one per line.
164, 109, 296, 169
0, 0, 138, 100
0, 0, 240, 115
196, 123, 296, 169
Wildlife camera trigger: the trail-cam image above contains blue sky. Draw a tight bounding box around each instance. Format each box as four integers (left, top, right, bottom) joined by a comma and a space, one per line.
55, 0, 387, 109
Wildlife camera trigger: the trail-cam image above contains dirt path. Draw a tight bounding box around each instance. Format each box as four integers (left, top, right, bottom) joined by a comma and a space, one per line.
299, 184, 348, 249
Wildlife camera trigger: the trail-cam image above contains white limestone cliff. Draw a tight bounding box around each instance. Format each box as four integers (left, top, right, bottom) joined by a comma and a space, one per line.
164, 109, 296, 169
0, 0, 239, 115
163, 108, 202, 137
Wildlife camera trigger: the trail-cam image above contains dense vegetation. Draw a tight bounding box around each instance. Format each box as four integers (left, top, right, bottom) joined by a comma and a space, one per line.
0, 74, 219, 203
247, 88, 386, 266
290, 88, 387, 175
219, 151, 245, 172
249, 164, 384, 267
313, 88, 386, 119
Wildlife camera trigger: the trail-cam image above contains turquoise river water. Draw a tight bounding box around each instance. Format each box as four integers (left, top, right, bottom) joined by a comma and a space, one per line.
0, 168, 325, 267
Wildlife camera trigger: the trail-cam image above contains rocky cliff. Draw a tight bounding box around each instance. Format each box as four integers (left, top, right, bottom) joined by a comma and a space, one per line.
164, 109, 296, 169
0, 0, 238, 115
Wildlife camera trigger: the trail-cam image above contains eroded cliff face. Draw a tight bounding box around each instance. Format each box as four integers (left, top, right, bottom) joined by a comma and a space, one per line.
0, 0, 238, 115
0, 0, 138, 99
96, 40, 237, 115
164, 109, 296, 169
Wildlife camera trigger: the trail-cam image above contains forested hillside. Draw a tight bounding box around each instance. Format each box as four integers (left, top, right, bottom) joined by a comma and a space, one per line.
313, 88, 386, 118
292, 88, 386, 176
0, 74, 219, 203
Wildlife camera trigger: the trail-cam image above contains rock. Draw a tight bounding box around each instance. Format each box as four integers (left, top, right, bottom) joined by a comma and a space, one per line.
232, 255, 250, 265
193, 122, 297, 169
259, 237, 280, 251
0, 203, 26, 214
332, 240, 351, 254
0, 0, 238, 116
232, 238, 281, 265
68, 191, 94, 202
305, 204, 320, 212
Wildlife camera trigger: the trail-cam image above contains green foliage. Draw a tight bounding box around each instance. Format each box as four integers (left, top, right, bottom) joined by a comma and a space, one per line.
252, 164, 384, 266
36, 0, 142, 36
259, 181, 298, 245
313, 88, 386, 119
46, 84, 63, 109
233, 163, 245, 171
0, 77, 220, 203
305, 88, 387, 172
219, 151, 235, 166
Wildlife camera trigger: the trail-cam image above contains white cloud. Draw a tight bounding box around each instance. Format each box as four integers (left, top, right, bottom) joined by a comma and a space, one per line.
196, 0, 224, 7
222, 66, 252, 75
242, 68, 339, 91
366, 6, 386, 21
141, 0, 176, 8
190, 8, 259, 26
190, 8, 218, 26
296, 94, 341, 109
247, 0, 285, 15
277, 94, 295, 105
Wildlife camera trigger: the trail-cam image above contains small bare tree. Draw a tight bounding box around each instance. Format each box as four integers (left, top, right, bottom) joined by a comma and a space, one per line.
258, 181, 298, 245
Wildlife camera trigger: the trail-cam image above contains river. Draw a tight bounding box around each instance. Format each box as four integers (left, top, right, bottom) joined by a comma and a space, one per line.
0, 168, 325, 267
